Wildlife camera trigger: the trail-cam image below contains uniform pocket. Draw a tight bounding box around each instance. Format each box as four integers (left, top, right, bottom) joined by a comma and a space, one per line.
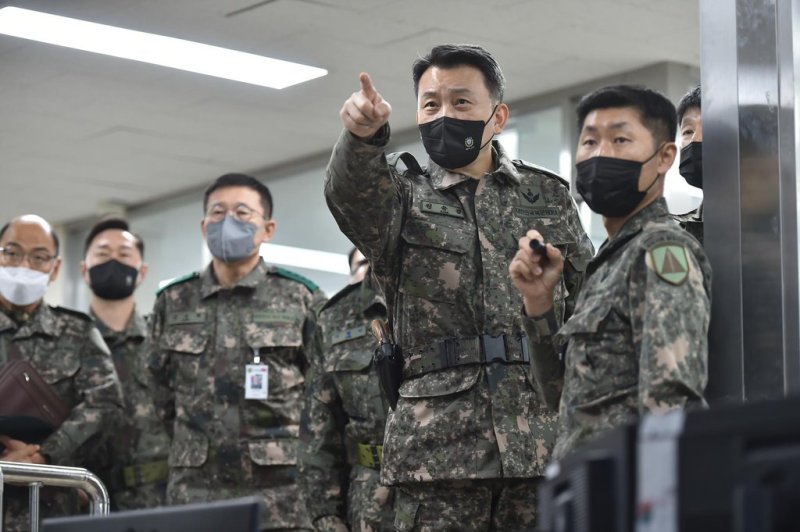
248, 438, 298, 466
399, 218, 473, 302
168, 425, 208, 468
331, 345, 383, 420
398, 366, 481, 399
559, 301, 636, 404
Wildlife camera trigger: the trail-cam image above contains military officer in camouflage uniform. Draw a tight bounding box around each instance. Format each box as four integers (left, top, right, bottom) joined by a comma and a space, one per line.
299, 249, 392, 531
150, 173, 326, 531
0, 215, 123, 530
80, 217, 170, 509
325, 45, 594, 530
511, 85, 712, 460
673, 86, 704, 243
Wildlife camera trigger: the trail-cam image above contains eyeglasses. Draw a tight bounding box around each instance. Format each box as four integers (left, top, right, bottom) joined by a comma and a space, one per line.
0, 245, 56, 270
205, 203, 265, 224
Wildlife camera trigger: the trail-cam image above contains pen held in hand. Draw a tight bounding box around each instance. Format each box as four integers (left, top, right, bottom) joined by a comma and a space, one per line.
529, 239, 547, 258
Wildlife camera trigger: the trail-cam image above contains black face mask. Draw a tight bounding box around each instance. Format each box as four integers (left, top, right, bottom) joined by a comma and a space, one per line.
419, 105, 498, 170
89, 259, 138, 300
679, 141, 703, 189
575, 148, 663, 217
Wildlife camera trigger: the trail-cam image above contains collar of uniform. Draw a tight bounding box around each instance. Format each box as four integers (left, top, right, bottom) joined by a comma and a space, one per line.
358, 279, 386, 315
592, 198, 671, 265
90, 307, 147, 342
201, 258, 267, 299
427, 140, 521, 190
13, 303, 60, 339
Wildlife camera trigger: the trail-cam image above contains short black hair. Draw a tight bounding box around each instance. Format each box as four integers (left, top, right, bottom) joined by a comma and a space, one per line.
576, 84, 677, 146
0, 220, 60, 256
203, 173, 273, 219
677, 85, 701, 125
84, 217, 144, 258
412, 44, 505, 102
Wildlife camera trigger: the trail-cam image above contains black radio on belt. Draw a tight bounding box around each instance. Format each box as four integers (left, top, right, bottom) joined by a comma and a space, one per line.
371, 319, 402, 410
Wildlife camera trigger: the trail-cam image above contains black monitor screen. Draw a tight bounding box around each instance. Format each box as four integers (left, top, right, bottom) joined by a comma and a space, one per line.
42, 496, 263, 532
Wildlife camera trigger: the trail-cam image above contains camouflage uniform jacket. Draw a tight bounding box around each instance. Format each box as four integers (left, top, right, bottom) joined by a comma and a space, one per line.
92, 308, 170, 510
0, 303, 123, 531
149, 259, 325, 530
299, 279, 391, 530
325, 128, 594, 484
525, 198, 711, 460
0, 303, 123, 464
673, 201, 703, 244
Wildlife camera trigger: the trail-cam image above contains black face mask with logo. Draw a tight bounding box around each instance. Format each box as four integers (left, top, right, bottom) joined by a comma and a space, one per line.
679, 141, 703, 189
575, 147, 663, 218
89, 259, 138, 300
419, 105, 498, 170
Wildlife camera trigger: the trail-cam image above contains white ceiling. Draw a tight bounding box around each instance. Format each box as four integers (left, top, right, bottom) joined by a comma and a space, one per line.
0, 0, 700, 225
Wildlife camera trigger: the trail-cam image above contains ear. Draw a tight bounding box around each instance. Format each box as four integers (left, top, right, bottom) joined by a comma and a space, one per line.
49, 257, 62, 284
79, 260, 89, 284
656, 142, 678, 175
261, 219, 277, 244
492, 103, 510, 134
200, 217, 208, 241
137, 262, 149, 286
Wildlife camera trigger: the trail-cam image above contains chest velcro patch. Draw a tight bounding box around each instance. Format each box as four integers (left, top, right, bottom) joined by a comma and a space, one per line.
330, 324, 367, 345
420, 201, 464, 219
648, 243, 690, 285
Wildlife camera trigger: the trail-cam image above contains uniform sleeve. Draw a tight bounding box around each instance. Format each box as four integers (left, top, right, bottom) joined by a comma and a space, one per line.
523, 192, 592, 413
41, 326, 124, 466
147, 292, 175, 438
298, 324, 349, 526
631, 242, 710, 414
523, 309, 564, 412
324, 127, 406, 273
561, 195, 594, 323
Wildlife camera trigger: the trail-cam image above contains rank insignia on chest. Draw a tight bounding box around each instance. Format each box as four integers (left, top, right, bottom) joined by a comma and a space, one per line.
420, 201, 465, 219
518, 186, 545, 206
649, 243, 690, 285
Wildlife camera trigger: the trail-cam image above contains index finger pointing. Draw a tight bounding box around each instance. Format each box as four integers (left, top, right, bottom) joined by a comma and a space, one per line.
359, 72, 378, 99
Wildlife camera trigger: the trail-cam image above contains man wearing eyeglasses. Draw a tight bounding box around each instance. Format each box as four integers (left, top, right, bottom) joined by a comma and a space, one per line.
0, 214, 123, 530
149, 173, 326, 530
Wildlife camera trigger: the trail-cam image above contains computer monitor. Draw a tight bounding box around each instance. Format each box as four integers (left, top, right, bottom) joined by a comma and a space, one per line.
42, 495, 264, 532
677, 395, 800, 532
537, 422, 637, 532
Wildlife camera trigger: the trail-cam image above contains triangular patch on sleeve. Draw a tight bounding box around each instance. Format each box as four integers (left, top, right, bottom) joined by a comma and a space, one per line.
648, 243, 690, 285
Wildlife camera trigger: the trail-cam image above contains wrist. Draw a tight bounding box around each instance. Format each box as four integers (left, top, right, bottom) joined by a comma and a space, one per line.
523, 293, 555, 318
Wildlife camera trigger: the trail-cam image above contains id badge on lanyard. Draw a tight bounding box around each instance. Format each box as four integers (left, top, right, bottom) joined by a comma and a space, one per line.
245, 348, 268, 400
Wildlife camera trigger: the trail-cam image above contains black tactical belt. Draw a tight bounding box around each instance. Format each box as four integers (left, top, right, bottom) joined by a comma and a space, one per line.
403, 333, 531, 379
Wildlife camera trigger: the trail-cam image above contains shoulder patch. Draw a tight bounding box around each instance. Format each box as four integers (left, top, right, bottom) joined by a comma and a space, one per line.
273, 266, 320, 293
386, 151, 424, 176
648, 242, 690, 285
513, 159, 570, 188
52, 305, 92, 322
156, 272, 199, 296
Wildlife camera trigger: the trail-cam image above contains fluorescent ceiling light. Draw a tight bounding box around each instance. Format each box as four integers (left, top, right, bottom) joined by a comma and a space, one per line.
0, 6, 327, 89
260, 243, 349, 275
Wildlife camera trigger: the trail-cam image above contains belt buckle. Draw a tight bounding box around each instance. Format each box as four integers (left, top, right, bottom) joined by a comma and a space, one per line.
481, 334, 508, 363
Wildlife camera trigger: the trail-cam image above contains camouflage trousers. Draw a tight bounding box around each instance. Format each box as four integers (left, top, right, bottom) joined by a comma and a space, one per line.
168, 462, 312, 531
348, 465, 394, 532
392, 478, 540, 532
